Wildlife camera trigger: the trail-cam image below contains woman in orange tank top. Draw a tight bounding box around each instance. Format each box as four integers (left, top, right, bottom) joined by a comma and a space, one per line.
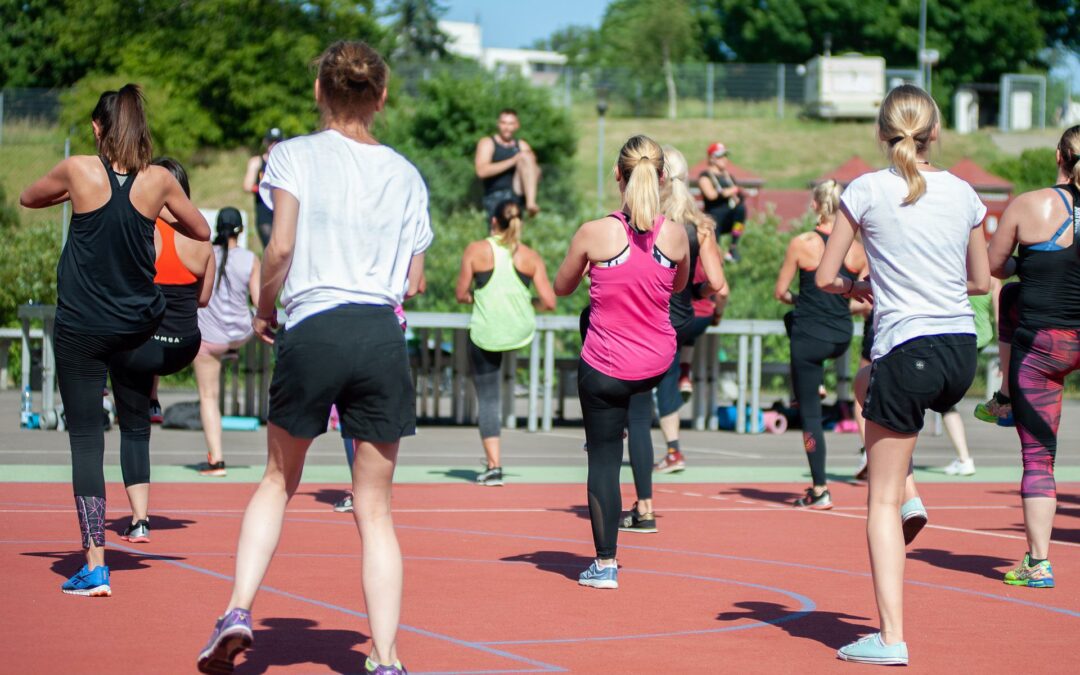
110, 157, 214, 544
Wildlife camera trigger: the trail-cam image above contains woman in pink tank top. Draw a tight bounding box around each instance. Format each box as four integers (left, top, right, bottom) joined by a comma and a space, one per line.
554, 135, 690, 589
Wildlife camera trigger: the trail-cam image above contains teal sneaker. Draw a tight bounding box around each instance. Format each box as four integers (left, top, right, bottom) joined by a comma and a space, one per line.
61, 564, 111, 597
900, 498, 928, 546
837, 633, 909, 665
578, 560, 618, 589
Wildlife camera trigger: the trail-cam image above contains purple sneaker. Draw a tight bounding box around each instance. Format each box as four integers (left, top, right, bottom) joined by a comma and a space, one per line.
365, 657, 408, 674
197, 608, 253, 674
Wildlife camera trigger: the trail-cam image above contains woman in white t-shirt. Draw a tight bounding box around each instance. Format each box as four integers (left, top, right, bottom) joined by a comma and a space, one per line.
816, 84, 989, 667
197, 41, 431, 675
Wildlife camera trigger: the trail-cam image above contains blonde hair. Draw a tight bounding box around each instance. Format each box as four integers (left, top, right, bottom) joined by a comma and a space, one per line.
661, 146, 710, 235
617, 135, 664, 231
878, 84, 939, 205
1058, 125, 1080, 187
492, 199, 523, 250
812, 179, 842, 227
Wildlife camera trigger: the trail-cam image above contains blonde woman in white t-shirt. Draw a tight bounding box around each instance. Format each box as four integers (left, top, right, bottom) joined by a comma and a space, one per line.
197, 41, 431, 675
815, 84, 990, 667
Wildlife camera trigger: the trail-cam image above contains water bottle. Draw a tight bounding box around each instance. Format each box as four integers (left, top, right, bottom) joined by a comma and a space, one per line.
20, 386, 33, 428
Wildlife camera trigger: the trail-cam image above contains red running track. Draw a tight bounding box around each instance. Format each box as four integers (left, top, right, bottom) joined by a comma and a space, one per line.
1, 481, 1078, 673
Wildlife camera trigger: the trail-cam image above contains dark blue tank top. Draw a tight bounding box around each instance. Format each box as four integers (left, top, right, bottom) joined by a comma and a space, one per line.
791, 230, 856, 343
56, 156, 165, 334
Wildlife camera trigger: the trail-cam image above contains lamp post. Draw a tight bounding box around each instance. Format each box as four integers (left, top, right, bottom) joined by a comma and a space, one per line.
918, 0, 927, 88
596, 87, 608, 213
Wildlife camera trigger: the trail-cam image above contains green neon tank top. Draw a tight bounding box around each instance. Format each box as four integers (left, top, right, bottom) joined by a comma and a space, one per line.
469, 237, 536, 351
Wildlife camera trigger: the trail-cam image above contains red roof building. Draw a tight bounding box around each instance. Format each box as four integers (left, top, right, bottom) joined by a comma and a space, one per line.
811, 156, 876, 187
948, 158, 1014, 230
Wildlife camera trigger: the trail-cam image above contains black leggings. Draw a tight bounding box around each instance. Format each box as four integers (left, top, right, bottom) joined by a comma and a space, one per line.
55, 325, 157, 498
789, 327, 850, 487
469, 338, 505, 440
109, 332, 201, 486
579, 359, 663, 559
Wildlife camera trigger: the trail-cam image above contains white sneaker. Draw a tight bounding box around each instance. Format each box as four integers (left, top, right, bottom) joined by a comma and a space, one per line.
944, 458, 975, 476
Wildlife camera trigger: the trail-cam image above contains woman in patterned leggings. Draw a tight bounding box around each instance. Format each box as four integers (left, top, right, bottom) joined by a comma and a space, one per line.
987, 125, 1080, 589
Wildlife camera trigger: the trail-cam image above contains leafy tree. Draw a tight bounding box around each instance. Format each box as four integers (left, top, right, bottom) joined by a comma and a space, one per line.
384, 0, 451, 63
0, 180, 59, 327
531, 25, 602, 69
599, 0, 703, 119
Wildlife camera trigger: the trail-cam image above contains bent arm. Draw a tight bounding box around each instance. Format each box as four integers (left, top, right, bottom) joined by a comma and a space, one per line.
242, 156, 261, 193
162, 176, 211, 241
20, 159, 71, 208
697, 174, 719, 202
531, 253, 557, 311
198, 251, 215, 307
988, 204, 1020, 279
257, 188, 297, 320
554, 226, 591, 296
455, 246, 476, 304
248, 255, 261, 308
696, 227, 727, 296
406, 253, 425, 299
774, 238, 801, 304
474, 137, 518, 179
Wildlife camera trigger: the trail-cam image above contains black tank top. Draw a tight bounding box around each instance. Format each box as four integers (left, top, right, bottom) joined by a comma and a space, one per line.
702, 171, 734, 214
791, 230, 856, 343
482, 137, 520, 195
254, 157, 272, 226
1017, 184, 1080, 331
56, 157, 165, 334
668, 222, 701, 335
158, 282, 201, 338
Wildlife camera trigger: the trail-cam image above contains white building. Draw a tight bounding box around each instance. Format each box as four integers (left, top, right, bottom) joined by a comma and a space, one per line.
440, 20, 567, 86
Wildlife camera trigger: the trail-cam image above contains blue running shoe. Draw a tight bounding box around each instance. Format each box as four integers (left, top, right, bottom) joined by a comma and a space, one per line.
837, 632, 909, 665
578, 560, 618, 589
901, 497, 928, 546
197, 608, 253, 674
365, 657, 408, 674
61, 564, 111, 597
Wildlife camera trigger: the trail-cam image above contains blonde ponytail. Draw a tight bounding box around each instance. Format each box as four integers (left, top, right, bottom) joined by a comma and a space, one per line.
878, 84, 939, 205
811, 179, 842, 227
661, 145, 709, 234
492, 199, 523, 250
617, 134, 664, 231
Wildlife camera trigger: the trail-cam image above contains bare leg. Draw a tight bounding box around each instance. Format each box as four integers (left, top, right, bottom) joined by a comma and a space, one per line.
942, 410, 972, 463
351, 438, 404, 666
514, 153, 541, 216
87, 541, 105, 569
1023, 497, 1057, 560
227, 423, 311, 611
864, 420, 917, 646
125, 483, 150, 522
194, 354, 224, 463
481, 436, 501, 470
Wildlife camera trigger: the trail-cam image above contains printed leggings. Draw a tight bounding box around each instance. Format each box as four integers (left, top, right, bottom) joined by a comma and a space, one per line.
1010, 327, 1080, 499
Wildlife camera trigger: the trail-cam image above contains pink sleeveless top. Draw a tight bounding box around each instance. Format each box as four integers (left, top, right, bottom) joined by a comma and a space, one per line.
580, 212, 677, 380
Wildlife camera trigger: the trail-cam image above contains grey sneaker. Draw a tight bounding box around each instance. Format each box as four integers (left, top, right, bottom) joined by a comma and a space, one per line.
333, 492, 354, 513
197, 608, 253, 674
619, 502, 658, 533
901, 497, 928, 545
120, 518, 150, 543
476, 467, 504, 486
794, 488, 833, 510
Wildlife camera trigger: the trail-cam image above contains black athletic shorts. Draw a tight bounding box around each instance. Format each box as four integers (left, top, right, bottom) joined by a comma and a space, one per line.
861, 316, 875, 362
862, 333, 977, 435
268, 304, 415, 442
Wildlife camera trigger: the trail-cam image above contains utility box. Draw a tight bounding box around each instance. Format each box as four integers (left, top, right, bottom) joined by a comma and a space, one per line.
954, 88, 979, 134
804, 55, 886, 119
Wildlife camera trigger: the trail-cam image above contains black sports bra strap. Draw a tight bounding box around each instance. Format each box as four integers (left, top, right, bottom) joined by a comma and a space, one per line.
1061, 183, 1080, 253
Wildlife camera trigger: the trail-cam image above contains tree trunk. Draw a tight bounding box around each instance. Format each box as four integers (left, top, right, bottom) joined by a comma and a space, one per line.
663, 41, 677, 119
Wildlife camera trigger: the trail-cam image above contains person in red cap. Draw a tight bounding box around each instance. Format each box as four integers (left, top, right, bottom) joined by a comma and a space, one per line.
698, 142, 747, 261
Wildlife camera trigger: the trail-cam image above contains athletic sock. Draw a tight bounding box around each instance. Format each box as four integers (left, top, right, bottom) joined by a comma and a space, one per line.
995, 391, 1011, 404
679, 363, 691, 378
667, 440, 680, 455
1029, 557, 1047, 566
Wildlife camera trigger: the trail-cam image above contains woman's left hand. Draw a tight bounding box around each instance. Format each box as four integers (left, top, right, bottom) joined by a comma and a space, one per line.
253, 313, 278, 345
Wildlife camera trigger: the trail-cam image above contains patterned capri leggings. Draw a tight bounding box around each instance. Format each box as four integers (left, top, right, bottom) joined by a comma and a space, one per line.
1010, 326, 1080, 499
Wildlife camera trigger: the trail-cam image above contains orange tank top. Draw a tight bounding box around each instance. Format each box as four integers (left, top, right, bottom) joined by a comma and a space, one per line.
154, 218, 198, 284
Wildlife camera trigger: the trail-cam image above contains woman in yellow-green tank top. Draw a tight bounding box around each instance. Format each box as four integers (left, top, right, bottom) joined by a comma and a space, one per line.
456, 199, 556, 485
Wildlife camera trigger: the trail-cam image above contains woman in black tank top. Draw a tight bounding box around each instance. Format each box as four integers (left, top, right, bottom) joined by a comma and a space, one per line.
774, 181, 867, 509
20, 85, 209, 597
987, 125, 1080, 588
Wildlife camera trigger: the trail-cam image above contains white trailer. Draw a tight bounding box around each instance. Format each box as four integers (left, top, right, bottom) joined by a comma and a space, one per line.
804, 55, 886, 119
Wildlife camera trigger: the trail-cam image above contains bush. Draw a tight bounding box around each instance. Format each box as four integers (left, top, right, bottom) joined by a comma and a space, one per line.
989, 147, 1058, 195
0, 181, 60, 327
379, 71, 580, 217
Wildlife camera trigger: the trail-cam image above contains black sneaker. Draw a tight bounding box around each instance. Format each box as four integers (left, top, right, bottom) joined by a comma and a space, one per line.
619, 501, 657, 533
476, 467, 504, 486
794, 488, 833, 510
120, 518, 150, 543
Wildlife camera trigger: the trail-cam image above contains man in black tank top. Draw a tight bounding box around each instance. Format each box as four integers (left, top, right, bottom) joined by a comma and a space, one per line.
243, 128, 283, 248
475, 109, 541, 219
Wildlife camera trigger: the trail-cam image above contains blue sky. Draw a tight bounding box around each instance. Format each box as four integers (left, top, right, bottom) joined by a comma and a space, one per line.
442, 0, 609, 49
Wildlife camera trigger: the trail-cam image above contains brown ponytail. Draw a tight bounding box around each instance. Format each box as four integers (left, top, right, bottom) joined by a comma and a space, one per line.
617, 135, 664, 231
878, 84, 938, 205
92, 84, 152, 173
315, 41, 389, 124
1057, 125, 1080, 188
492, 199, 523, 250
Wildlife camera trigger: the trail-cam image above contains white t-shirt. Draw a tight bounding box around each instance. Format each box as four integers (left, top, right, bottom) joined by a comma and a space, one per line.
841, 168, 987, 360
260, 130, 433, 328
